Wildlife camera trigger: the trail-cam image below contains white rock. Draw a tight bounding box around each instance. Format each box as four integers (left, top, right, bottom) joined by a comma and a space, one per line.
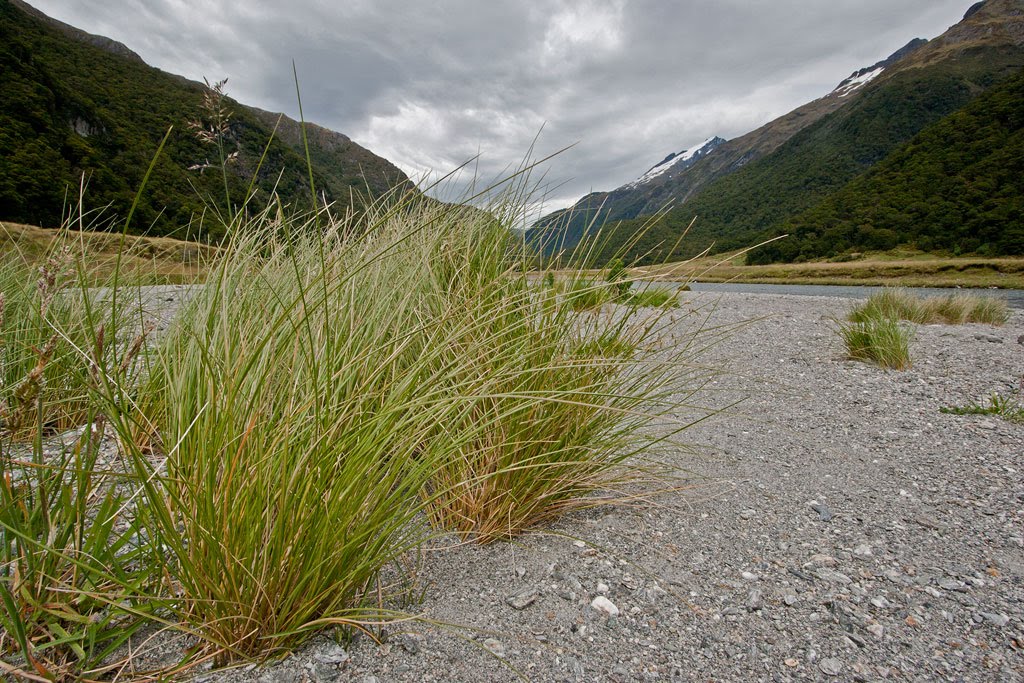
483, 638, 505, 657
591, 595, 620, 617
596, 582, 610, 594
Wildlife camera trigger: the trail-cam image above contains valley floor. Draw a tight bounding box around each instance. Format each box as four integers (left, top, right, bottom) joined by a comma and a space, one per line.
637, 256, 1024, 289
181, 291, 1024, 682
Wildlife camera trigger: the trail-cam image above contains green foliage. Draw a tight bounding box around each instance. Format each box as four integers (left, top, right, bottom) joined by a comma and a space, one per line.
757, 68, 1024, 263
564, 278, 612, 311
940, 393, 1024, 423
604, 257, 632, 298
623, 287, 679, 308
0, 2, 408, 239
849, 289, 1009, 325
839, 316, 913, 370
0, 420, 166, 681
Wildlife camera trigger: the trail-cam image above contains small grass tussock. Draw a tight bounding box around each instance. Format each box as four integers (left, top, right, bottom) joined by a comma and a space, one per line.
848, 289, 1009, 326
839, 317, 913, 370
940, 393, 1024, 423
1, 416, 168, 681
544, 263, 681, 311
622, 287, 679, 308
419, 241, 686, 541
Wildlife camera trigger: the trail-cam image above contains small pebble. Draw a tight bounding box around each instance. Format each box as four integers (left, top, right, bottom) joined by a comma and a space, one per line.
981, 612, 1010, 627
506, 588, 539, 610
811, 503, 833, 521
747, 589, 763, 611
819, 658, 842, 676
483, 638, 505, 657
591, 595, 620, 617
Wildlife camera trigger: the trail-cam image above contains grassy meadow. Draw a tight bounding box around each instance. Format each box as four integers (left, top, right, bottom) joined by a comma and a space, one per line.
634, 249, 1024, 289
1, 221, 216, 285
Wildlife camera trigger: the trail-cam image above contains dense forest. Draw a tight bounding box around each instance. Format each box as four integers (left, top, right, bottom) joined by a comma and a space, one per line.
749, 69, 1024, 263
583, 49, 1024, 266
0, 0, 408, 240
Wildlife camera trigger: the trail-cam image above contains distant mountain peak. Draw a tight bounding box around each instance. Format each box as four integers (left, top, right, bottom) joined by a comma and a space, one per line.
831, 38, 928, 97
624, 136, 726, 189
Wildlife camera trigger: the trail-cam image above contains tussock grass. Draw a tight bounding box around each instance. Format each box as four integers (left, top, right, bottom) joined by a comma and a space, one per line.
418, 221, 699, 542
563, 277, 613, 311
941, 393, 1024, 423
125, 196, 459, 662
0, 247, 138, 439
849, 289, 1009, 325
839, 317, 913, 370
2, 180, 715, 672
623, 287, 679, 308
0, 418, 166, 680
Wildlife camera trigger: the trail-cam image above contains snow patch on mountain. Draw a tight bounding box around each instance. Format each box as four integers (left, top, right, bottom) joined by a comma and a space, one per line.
833, 66, 885, 97
624, 136, 724, 189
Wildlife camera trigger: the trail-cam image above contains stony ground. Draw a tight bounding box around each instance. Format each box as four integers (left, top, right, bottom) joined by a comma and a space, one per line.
171, 291, 1023, 681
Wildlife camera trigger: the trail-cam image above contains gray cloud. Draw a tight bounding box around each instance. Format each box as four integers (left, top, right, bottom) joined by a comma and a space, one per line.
33, 0, 971, 213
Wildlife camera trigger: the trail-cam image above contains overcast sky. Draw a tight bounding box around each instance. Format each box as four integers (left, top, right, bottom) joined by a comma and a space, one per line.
33, 0, 972, 214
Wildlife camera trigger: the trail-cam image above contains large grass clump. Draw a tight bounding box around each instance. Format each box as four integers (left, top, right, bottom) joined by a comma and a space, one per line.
118, 188, 708, 662
2, 180, 715, 674
416, 214, 701, 542
849, 288, 1009, 325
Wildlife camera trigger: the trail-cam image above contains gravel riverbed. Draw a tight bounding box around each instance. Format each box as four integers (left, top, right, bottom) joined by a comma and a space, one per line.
161, 290, 1023, 681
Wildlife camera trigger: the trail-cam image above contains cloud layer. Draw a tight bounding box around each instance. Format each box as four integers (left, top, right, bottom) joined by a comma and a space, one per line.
33, 0, 971, 211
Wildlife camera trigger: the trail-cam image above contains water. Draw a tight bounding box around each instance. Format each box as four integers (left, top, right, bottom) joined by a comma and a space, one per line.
668, 282, 1024, 309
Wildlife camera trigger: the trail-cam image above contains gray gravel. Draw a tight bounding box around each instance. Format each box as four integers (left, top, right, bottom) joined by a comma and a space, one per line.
159, 291, 1024, 681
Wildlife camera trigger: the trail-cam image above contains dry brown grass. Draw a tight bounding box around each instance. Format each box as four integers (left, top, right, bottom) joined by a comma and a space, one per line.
633, 252, 1024, 289
1, 221, 216, 284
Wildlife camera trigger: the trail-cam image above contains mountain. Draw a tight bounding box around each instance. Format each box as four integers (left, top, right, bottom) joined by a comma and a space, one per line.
0, 0, 411, 240
531, 136, 724, 253
752, 68, 1024, 262
529, 0, 1024, 264
527, 36, 930, 256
